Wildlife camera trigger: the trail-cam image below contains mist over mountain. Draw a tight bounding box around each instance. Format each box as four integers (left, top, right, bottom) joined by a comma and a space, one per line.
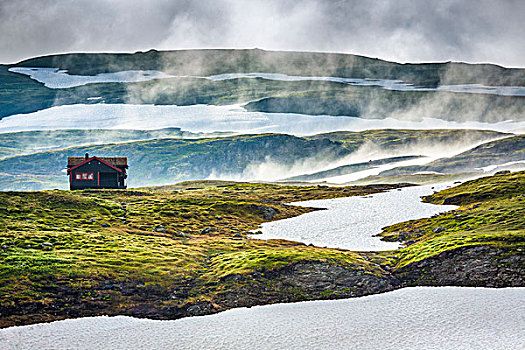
1, 49, 524, 127
0, 49, 524, 190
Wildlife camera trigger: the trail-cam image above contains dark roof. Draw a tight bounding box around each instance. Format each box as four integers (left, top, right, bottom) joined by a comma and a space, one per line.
67, 156, 123, 174
68, 157, 127, 168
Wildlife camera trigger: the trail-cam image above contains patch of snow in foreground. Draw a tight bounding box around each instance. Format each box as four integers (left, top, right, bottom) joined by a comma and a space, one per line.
1, 287, 523, 350
1, 103, 525, 135
253, 183, 457, 251
8, 67, 175, 88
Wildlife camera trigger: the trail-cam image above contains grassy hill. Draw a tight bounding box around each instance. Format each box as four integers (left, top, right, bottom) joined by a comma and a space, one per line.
379, 171, 524, 286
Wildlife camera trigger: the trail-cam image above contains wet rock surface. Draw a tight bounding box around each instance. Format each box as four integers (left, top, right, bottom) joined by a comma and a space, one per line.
215, 263, 400, 309
396, 245, 524, 287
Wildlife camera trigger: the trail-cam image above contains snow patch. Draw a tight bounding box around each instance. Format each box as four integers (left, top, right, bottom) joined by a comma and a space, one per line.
207, 72, 525, 96
8, 67, 175, 88
1, 103, 524, 135
9, 68, 525, 96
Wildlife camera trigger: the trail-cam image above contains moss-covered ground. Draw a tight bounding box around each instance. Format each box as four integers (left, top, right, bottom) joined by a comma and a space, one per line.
379, 171, 525, 269
0, 182, 399, 327
1, 172, 523, 328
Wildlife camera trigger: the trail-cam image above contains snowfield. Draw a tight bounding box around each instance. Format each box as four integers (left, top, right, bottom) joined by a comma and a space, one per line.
1, 103, 524, 135
8, 67, 175, 88
9, 68, 525, 96
1, 287, 523, 350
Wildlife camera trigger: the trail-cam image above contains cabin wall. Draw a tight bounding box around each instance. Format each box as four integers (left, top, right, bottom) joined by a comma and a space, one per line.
69, 160, 122, 190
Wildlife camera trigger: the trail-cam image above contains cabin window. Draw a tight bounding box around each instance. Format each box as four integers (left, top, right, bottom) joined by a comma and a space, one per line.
75, 172, 94, 181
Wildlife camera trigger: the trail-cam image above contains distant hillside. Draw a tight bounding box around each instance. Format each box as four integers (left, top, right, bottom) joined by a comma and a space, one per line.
2, 49, 524, 121
0, 128, 233, 160
305, 129, 509, 151
379, 135, 525, 176
0, 129, 511, 190
14, 49, 525, 86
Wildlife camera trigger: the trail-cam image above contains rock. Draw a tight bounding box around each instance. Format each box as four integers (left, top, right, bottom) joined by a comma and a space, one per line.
101, 223, 110, 227
495, 170, 511, 175
90, 218, 97, 222
233, 232, 243, 238
433, 227, 445, 233
342, 189, 349, 193
222, 190, 232, 194
154, 225, 167, 233
200, 227, 212, 234
252, 205, 279, 220
41, 242, 53, 250
1, 245, 7, 249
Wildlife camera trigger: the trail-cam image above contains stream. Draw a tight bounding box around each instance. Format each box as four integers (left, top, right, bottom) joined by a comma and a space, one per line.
252, 183, 457, 251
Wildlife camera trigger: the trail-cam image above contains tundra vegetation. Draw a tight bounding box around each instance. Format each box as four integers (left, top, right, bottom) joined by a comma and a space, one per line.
0, 171, 523, 328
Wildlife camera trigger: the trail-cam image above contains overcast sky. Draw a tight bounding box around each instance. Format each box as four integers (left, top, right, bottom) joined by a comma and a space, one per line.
1, 0, 524, 67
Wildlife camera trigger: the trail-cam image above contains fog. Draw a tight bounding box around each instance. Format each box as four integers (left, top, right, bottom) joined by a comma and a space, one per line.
1, 0, 524, 67
208, 132, 510, 182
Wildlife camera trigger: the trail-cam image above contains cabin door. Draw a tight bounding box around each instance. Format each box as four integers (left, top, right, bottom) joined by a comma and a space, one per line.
99, 172, 117, 188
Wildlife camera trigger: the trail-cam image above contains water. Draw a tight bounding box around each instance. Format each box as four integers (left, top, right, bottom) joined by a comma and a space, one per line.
2, 103, 524, 135
1, 287, 523, 350
252, 184, 457, 251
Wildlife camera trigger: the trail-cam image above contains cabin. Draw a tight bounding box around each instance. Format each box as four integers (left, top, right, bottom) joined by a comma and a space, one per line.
67, 153, 128, 190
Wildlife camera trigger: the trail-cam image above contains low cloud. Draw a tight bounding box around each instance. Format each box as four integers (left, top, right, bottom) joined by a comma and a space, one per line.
0, 0, 523, 67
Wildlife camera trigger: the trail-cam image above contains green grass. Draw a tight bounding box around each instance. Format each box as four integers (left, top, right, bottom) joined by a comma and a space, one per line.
379, 171, 525, 269
0, 181, 400, 326
1, 171, 523, 327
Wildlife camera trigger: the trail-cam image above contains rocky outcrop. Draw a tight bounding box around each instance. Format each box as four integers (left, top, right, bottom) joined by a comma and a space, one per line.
1, 247, 523, 328
396, 245, 524, 287
215, 262, 399, 309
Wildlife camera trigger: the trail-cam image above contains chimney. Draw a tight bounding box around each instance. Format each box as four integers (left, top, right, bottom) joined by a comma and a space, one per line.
85, 153, 89, 160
